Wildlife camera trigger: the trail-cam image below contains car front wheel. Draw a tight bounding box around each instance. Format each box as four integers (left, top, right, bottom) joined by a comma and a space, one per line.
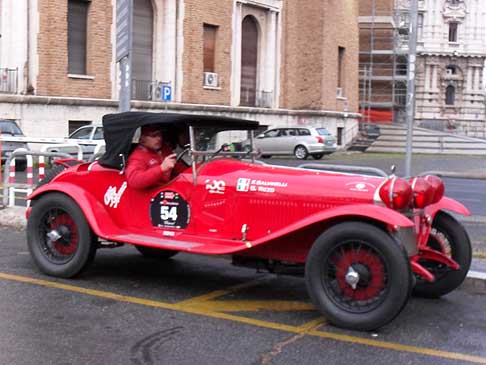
27, 193, 96, 278
305, 222, 411, 331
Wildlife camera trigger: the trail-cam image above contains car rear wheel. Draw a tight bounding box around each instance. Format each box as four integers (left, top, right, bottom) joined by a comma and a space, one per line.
305, 222, 411, 331
413, 212, 472, 298
27, 193, 96, 278
134, 245, 178, 259
294, 145, 308, 160
311, 154, 324, 160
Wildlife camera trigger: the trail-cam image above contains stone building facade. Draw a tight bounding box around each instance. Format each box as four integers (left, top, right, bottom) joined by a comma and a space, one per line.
405, 0, 486, 136
0, 0, 360, 147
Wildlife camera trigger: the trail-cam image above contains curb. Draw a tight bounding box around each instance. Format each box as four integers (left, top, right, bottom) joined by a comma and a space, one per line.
1, 206, 485, 294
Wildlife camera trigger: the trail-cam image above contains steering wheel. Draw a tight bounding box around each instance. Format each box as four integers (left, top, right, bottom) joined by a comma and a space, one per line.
176, 144, 191, 163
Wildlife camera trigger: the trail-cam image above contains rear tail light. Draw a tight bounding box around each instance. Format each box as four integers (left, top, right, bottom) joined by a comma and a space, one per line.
409, 177, 434, 209
378, 177, 412, 210
423, 175, 445, 204
316, 136, 324, 143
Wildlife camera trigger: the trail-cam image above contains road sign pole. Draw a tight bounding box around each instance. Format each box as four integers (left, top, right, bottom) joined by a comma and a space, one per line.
405, 0, 418, 177
116, 0, 133, 112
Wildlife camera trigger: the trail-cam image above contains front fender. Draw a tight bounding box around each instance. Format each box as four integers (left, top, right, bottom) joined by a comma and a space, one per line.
425, 196, 471, 221
28, 182, 122, 238
251, 203, 414, 246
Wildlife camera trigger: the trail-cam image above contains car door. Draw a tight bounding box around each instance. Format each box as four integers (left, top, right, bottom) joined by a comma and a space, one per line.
282, 128, 299, 154
255, 129, 281, 154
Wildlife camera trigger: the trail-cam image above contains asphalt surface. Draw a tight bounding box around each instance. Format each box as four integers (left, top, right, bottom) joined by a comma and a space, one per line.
1, 227, 486, 365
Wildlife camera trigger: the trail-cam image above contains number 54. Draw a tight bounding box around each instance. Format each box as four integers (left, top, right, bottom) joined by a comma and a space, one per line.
160, 206, 178, 220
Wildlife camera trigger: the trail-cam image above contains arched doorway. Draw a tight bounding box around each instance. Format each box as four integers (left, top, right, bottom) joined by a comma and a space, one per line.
132, 0, 153, 100
240, 16, 258, 106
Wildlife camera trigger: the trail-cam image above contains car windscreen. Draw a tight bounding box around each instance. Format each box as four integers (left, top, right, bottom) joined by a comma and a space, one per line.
193, 127, 251, 152
0, 120, 23, 135
316, 128, 331, 136
70, 127, 92, 139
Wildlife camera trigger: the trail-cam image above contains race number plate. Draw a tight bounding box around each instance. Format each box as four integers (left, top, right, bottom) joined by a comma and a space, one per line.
150, 191, 190, 229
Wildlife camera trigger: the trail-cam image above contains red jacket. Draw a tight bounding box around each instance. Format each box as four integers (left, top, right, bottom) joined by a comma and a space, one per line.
125, 144, 187, 189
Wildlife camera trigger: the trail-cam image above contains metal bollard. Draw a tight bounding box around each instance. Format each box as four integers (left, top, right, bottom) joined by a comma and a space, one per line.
8, 149, 33, 207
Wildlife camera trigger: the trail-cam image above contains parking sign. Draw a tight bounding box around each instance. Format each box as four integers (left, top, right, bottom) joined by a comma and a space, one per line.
162, 85, 172, 101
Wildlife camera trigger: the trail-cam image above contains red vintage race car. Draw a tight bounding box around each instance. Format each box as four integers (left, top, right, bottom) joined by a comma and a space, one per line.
26, 112, 472, 331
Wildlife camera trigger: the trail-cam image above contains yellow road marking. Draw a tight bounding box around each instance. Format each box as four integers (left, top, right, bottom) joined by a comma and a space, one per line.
177, 276, 267, 305
1, 271, 486, 364
184, 299, 316, 312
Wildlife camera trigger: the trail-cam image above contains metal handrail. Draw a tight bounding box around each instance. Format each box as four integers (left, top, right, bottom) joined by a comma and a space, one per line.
2, 149, 72, 207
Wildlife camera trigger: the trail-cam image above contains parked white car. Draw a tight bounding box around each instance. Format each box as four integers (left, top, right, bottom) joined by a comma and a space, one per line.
248, 126, 337, 159
48, 124, 105, 161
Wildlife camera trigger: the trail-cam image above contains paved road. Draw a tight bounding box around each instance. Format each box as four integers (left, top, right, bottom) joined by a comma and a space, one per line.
1, 228, 486, 365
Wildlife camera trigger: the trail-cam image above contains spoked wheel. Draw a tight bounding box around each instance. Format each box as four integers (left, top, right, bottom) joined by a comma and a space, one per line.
413, 212, 472, 298
135, 245, 178, 259
306, 222, 411, 331
27, 193, 96, 278
294, 145, 308, 160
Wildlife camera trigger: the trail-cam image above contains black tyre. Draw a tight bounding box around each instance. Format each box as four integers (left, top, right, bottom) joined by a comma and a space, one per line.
27, 193, 96, 278
312, 154, 324, 160
135, 245, 178, 259
294, 145, 308, 160
305, 222, 411, 331
261, 155, 272, 159
413, 212, 472, 298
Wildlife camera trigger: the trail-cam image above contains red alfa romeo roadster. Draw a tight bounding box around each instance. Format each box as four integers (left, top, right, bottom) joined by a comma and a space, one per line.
26, 112, 472, 331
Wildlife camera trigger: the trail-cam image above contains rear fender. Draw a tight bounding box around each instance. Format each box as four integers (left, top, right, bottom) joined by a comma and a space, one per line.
28, 182, 121, 238
425, 196, 471, 221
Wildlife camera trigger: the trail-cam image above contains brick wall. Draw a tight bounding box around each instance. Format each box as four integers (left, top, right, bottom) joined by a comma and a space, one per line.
181, 0, 233, 105
280, 0, 359, 112
36, 0, 112, 98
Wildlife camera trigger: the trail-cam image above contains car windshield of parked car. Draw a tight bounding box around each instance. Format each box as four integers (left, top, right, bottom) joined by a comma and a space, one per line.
70, 127, 92, 139
316, 128, 331, 136
0, 120, 23, 135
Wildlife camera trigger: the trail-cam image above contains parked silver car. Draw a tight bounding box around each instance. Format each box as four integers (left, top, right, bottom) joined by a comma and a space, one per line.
250, 127, 337, 159
0, 119, 29, 170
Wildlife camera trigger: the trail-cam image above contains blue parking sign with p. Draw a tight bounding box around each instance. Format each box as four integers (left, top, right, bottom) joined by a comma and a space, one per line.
161, 85, 172, 101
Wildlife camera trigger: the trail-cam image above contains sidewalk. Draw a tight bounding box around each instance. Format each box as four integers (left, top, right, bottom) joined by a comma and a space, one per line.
1, 205, 485, 294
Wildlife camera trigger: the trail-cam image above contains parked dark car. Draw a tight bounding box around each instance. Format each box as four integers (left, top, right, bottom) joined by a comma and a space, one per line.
0, 119, 29, 170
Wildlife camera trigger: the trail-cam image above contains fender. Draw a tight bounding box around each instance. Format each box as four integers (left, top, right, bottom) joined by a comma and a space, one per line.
424, 196, 471, 221
28, 182, 123, 239
251, 203, 414, 246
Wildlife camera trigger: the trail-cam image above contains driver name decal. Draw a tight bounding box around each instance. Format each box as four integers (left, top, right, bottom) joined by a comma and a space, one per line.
236, 178, 287, 193
104, 182, 127, 208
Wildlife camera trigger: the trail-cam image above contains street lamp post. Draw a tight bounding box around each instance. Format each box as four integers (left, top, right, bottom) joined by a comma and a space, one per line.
405, 0, 419, 177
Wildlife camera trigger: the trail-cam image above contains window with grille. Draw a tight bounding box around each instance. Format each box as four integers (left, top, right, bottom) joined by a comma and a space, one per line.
68, 0, 90, 75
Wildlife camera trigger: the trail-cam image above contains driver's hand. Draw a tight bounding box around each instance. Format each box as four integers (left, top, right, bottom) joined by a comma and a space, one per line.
161, 153, 177, 172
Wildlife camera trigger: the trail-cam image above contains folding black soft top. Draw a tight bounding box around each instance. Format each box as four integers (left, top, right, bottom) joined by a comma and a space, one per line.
98, 111, 259, 169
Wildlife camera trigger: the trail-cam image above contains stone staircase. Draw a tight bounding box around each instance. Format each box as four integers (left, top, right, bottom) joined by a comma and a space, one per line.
366, 124, 486, 155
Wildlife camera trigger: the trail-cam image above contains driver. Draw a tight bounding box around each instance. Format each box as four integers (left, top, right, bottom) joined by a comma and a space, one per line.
125, 124, 187, 189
